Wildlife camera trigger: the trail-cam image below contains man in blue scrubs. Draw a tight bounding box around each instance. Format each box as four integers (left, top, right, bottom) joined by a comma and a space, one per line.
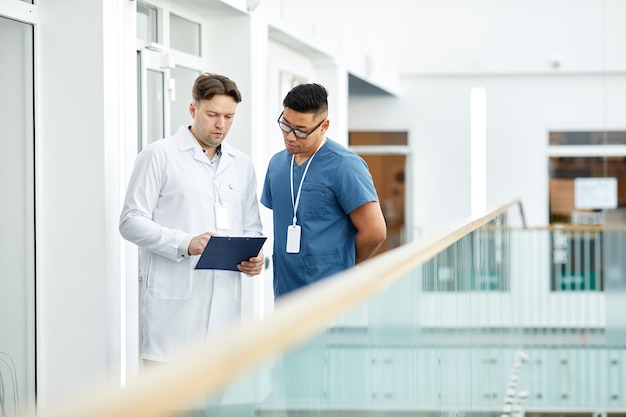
261, 83, 386, 298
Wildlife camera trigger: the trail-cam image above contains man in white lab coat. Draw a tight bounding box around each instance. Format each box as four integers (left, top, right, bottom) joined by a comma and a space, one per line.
119, 73, 264, 363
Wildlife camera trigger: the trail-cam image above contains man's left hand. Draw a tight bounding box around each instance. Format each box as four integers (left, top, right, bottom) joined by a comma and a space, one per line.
238, 252, 264, 276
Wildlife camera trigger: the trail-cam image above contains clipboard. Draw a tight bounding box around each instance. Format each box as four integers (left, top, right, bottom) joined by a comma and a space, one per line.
194, 236, 267, 271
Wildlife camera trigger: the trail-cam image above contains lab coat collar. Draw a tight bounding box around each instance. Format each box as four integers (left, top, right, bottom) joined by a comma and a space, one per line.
175, 125, 239, 169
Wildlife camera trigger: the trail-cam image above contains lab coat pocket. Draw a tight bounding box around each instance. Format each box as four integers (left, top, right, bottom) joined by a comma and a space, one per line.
221, 180, 247, 203
220, 184, 247, 232
146, 254, 193, 300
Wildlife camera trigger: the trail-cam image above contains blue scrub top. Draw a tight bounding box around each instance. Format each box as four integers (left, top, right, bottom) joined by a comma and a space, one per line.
261, 139, 379, 297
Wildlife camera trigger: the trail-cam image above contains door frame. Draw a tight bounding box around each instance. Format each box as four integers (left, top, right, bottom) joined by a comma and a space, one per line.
349, 142, 417, 244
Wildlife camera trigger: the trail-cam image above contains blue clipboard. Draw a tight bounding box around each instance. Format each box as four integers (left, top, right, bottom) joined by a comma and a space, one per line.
194, 236, 267, 271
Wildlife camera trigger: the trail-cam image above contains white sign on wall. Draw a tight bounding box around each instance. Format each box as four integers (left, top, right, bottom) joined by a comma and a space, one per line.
574, 177, 618, 209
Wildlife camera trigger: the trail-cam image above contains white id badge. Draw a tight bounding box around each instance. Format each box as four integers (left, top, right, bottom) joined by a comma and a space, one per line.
286, 225, 301, 253
215, 203, 230, 230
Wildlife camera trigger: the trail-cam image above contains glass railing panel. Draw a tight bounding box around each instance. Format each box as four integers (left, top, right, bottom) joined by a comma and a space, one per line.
604, 225, 626, 347
30, 202, 626, 417
190, 213, 519, 415
551, 227, 603, 292
192, 223, 626, 416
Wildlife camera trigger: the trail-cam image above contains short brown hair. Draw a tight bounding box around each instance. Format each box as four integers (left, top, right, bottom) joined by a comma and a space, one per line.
192, 73, 242, 103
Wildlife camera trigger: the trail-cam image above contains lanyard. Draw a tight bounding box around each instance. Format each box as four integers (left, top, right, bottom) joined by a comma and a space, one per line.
290, 139, 326, 226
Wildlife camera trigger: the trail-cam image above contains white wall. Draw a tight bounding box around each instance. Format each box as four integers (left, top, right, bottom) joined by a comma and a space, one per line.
391, 0, 626, 75
256, 0, 399, 95
203, 14, 257, 156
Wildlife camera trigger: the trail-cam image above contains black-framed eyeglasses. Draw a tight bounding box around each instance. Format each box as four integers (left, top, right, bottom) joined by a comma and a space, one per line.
277, 111, 326, 140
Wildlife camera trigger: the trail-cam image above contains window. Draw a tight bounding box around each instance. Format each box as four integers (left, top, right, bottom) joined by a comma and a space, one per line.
137, 2, 159, 43
549, 156, 626, 224
549, 131, 626, 146
169, 13, 201, 56
547, 130, 626, 292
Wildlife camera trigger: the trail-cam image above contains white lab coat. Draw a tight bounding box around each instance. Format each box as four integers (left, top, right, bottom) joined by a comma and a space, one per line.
119, 126, 263, 361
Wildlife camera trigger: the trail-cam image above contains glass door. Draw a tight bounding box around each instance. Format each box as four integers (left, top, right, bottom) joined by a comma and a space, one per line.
135, 47, 168, 357
0, 14, 36, 414
137, 48, 167, 151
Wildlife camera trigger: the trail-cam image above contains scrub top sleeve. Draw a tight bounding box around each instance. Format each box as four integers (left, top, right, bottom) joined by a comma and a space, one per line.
260, 167, 273, 209
334, 156, 379, 214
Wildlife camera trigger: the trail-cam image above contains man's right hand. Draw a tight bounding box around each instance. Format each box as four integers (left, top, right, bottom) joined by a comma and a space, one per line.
187, 232, 213, 256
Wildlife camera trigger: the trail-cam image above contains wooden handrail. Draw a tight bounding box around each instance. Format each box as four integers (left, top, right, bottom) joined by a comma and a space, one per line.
29, 199, 524, 417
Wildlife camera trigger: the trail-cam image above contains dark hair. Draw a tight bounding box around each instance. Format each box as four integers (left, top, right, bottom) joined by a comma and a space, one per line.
282, 83, 328, 116
192, 73, 242, 103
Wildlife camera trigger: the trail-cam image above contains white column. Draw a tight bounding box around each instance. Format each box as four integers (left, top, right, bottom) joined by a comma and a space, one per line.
36, 0, 135, 409
316, 64, 348, 146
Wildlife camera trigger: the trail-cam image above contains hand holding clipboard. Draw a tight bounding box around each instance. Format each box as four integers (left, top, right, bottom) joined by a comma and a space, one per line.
194, 236, 267, 271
